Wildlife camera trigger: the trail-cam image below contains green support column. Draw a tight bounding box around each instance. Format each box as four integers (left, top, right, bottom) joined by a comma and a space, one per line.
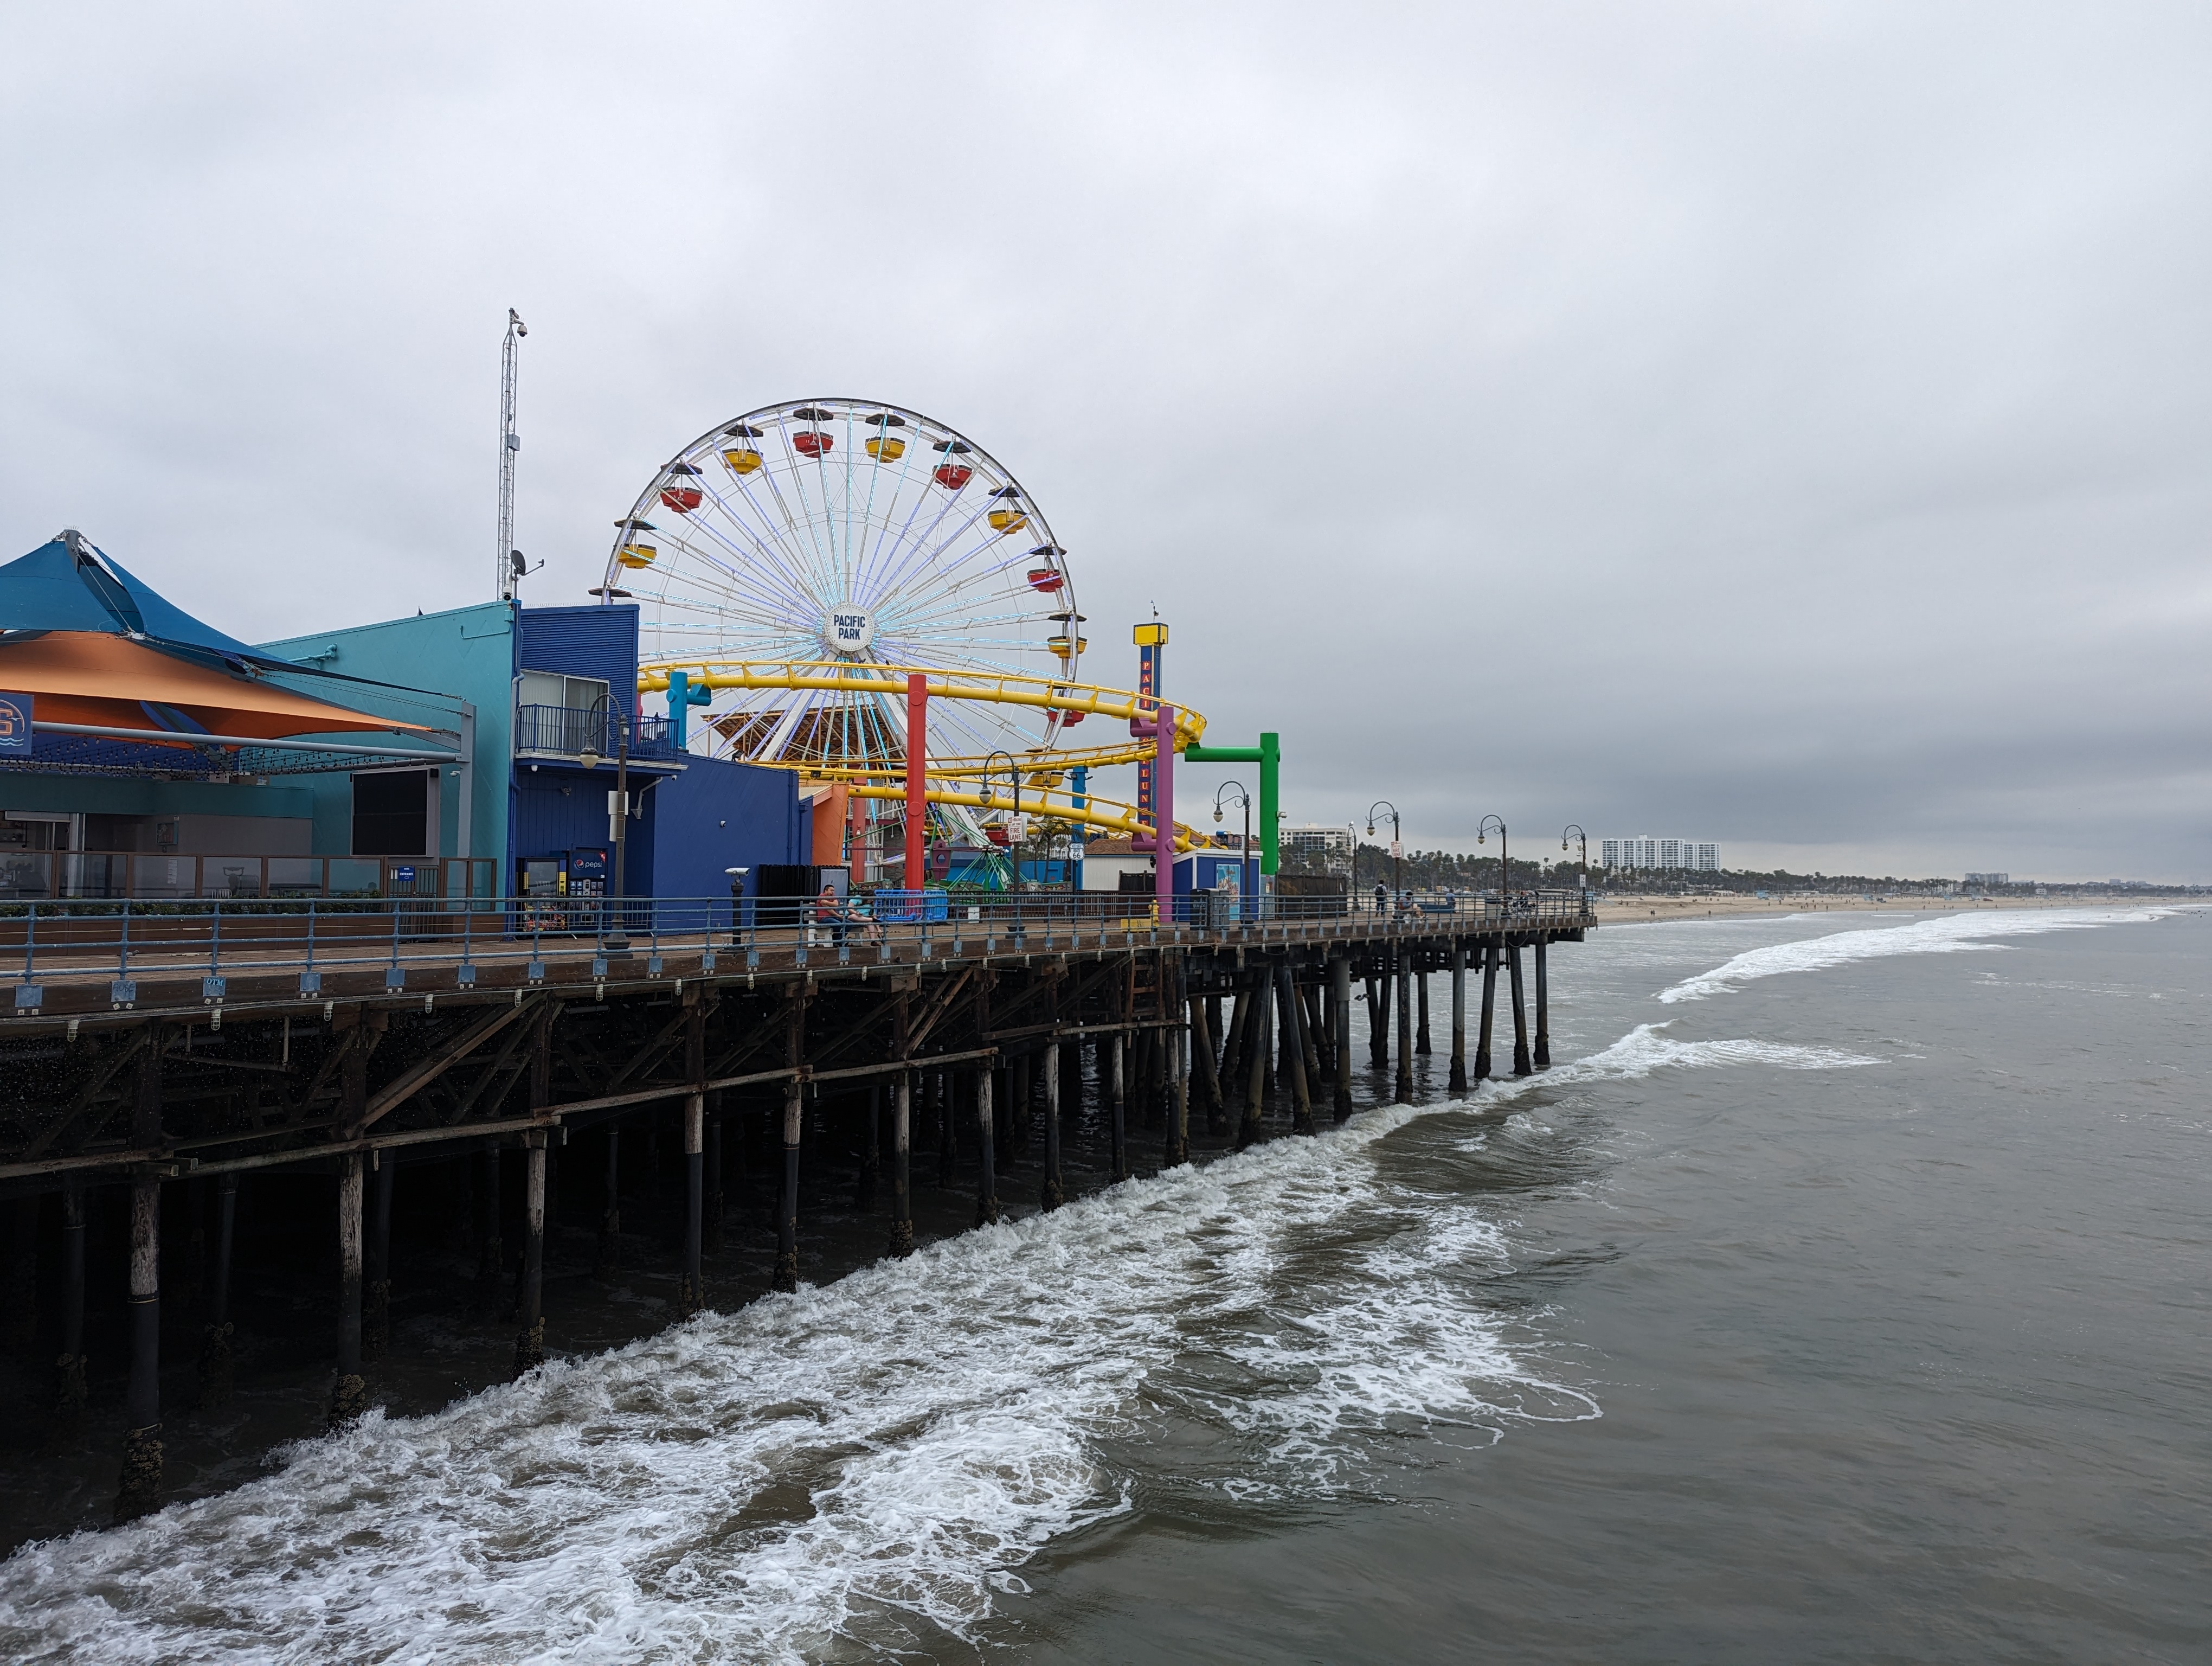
1185, 732, 1281, 877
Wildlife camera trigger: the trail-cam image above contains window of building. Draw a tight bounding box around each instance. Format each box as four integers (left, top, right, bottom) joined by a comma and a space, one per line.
517, 671, 610, 714
352, 768, 433, 856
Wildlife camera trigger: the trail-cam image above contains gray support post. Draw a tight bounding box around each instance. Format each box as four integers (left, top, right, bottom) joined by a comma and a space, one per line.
1449, 946, 1468, 1091
1395, 949, 1414, 1104
679, 1094, 704, 1316
1371, 967, 1392, 1070
515, 1132, 547, 1371
57, 1178, 87, 1421
1416, 954, 1432, 1054
595, 1126, 620, 1276
1239, 969, 1272, 1148
1278, 963, 1314, 1135
364, 1154, 392, 1362
889, 1073, 915, 1256
1331, 953, 1353, 1121
1476, 941, 1498, 1081
774, 1080, 803, 1292
1509, 941, 1532, 1076
975, 1069, 1001, 1225
1534, 939, 1551, 1069
1109, 1034, 1128, 1180
116, 1041, 164, 1522
1167, 954, 1190, 1166
1041, 1044, 1065, 1208
330, 1152, 366, 1427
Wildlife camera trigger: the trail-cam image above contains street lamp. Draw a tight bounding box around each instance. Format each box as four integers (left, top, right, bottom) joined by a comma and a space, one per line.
981, 748, 1021, 896
582, 694, 634, 953
1477, 816, 1507, 904
1366, 800, 1401, 914
1561, 824, 1587, 889
1214, 780, 1252, 922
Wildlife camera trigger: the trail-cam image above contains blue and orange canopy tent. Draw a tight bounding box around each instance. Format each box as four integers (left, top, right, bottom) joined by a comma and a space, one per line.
0, 531, 450, 764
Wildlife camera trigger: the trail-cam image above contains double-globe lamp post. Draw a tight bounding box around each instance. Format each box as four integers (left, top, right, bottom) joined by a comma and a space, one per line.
1366, 800, 1401, 914
1561, 824, 1588, 890
1213, 781, 1252, 923
980, 749, 1021, 899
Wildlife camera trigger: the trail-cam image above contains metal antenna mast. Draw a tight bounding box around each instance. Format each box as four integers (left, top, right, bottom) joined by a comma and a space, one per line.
497, 307, 528, 601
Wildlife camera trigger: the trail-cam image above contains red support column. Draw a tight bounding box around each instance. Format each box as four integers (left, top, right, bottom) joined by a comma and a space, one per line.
905, 672, 928, 888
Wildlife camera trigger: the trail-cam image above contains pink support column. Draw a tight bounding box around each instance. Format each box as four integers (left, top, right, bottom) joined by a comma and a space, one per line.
905, 674, 928, 889
1154, 702, 1175, 922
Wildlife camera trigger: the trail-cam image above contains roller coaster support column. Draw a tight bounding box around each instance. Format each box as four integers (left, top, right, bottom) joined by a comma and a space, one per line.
905, 674, 927, 886
1184, 732, 1281, 885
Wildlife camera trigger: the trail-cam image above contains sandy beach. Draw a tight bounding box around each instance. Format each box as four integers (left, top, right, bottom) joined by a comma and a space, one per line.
1587, 893, 2109, 922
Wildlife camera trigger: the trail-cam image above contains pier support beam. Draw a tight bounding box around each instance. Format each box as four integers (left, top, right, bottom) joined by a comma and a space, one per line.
330, 1153, 366, 1427
889, 1072, 915, 1257
1331, 954, 1353, 1121
1188, 988, 1223, 1130
680, 1093, 704, 1317
1395, 948, 1414, 1104
116, 1042, 164, 1522
1509, 941, 1532, 1077
1041, 1044, 1065, 1208
364, 1155, 391, 1363
774, 1080, 803, 1292
1449, 946, 1468, 1091
1109, 1034, 1128, 1180
56, 1178, 87, 1422
1217, 984, 1250, 1128
1534, 939, 1551, 1070
1279, 963, 1315, 1135
1167, 955, 1190, 1166
1475, 941, 1498, 1081
515, 1132, 547, 1373
1416, 956, 1432, 1054
974, 1069, 1001, 1226
1239, 969, 1272, 1148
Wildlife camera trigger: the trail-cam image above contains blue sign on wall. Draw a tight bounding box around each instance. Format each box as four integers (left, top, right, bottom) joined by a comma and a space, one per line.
0, 691, 31, 754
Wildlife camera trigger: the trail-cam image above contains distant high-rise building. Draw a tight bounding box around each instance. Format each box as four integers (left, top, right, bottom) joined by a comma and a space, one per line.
1602, 835, 1720, 872
1281, 825, 1354, 877
1964, 872, 2009, 886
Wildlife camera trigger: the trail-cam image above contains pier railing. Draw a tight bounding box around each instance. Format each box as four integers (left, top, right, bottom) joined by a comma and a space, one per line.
1, 888, 1594, 1016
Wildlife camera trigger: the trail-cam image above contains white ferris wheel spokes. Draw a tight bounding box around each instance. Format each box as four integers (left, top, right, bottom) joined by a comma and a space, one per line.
606, 398, 1084, 781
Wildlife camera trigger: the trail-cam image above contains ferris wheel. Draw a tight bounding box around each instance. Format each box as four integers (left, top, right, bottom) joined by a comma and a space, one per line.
603, 398, 1084, 777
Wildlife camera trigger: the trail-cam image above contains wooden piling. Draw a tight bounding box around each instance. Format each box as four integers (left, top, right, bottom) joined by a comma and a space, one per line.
1109, 1033, 1128, 1180
1509, 941, 1533, 1077
1330, 953, 1353, 1121
1278, 963, 1315, 1135
888, 1072, 915, 1257
1371, 966, 1392, 1071
1534, 939, 1551, 1069
1416, 954, 1432, 1054
1188, 988, 1223, 1127
1449, 945, 1468, 1091
774, 1080, 803, 1291
974, 1068, 1001, 1226
1167, 953, 1190, 1166
1041, 1042, 1065, 1208
363, 1156, 391, 1362
1475, 941, 1498, 1081
1218, 982, 1251, 1124
1395, 949, 1414, 1105
1239, 967, 1271, 1148
679, 1093, 704, 1317
116, 1042, 163, 1522
515, 1132, 549, 1372
328, 1152, 368, 1427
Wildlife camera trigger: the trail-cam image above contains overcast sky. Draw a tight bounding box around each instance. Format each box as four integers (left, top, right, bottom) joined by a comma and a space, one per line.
4, 4, 2206, 880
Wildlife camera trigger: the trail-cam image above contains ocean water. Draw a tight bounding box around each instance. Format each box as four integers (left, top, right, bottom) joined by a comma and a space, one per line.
2, 906, 2206, 1663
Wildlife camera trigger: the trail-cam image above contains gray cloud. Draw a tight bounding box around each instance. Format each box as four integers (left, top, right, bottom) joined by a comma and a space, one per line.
3, 2, 2206, 879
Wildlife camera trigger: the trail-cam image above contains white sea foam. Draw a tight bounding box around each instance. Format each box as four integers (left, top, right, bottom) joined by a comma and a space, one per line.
1655, 908, 2175, 1004
0, 1004, 1891, 1665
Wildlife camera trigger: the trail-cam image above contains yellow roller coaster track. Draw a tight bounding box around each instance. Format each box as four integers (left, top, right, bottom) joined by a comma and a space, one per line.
635, 658, 1209, 853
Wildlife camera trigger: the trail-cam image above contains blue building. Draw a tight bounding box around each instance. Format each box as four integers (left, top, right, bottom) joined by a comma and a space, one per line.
258, 600, 811, 900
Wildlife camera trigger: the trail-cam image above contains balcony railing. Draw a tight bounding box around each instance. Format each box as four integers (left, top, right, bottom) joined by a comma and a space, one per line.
514, 705, 678, 761
0, 851, 497, 902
